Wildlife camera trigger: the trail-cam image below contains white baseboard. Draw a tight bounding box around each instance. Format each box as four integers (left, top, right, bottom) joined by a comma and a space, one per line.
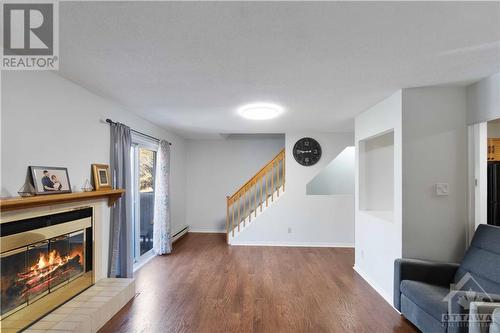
172, 226, 189, 243
189, 227, 225, 233
353, 265, 394, 308
229, 241, 354, 248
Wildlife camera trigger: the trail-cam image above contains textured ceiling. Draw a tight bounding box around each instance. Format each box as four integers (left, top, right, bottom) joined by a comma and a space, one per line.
58, 1, 500, 138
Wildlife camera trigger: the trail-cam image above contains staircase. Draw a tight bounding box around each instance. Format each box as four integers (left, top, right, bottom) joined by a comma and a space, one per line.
226, 149, 285, 243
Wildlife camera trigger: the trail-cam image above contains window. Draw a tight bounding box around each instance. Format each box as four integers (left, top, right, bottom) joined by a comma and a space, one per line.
131, 134, 158, 268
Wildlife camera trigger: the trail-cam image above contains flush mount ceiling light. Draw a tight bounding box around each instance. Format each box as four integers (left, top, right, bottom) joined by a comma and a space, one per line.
237, 103, 284, 120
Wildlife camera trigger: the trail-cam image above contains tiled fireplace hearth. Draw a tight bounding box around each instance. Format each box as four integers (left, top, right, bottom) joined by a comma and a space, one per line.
0, 191, 134, 333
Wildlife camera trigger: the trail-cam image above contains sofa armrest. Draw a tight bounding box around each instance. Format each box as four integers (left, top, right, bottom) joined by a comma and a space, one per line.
469, 302, 500, 333
394, 258, 459, 311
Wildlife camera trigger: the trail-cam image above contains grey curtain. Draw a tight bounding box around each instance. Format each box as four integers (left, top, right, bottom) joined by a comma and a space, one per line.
153, 140, 172, 255
108, 122, 133, 278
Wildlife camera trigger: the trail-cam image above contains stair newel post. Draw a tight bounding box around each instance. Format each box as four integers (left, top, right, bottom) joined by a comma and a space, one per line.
232, 196, 235, 237
283, 151, 285, 192
226, 196, 230, 242
249, 184, 251, 223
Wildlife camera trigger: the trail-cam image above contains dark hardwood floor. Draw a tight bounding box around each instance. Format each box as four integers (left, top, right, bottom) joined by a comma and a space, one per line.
99, 233, 418, 333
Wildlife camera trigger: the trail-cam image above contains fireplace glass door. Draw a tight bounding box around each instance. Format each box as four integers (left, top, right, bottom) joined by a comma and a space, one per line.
0, 230, 85, 318
0, 207, 93, 331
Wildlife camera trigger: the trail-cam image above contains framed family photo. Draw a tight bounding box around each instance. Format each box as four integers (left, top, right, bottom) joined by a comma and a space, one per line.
30, 166, 72, 195
92, 164, 112, 190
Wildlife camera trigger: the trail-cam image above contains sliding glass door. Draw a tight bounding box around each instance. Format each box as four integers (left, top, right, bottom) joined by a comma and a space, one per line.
131, 136, 157, 267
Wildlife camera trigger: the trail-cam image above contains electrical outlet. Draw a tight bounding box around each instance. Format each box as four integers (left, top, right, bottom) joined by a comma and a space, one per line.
288, 227, 292, 234
436, 183, 449, 196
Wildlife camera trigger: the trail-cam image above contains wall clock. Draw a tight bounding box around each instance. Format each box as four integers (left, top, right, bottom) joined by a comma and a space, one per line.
293, 137, 322, 166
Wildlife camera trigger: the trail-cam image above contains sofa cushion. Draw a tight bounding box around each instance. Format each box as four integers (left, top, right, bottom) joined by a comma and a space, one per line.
454, 225, 500, 297
401, 294, 447, 333
400, 280, 449, 322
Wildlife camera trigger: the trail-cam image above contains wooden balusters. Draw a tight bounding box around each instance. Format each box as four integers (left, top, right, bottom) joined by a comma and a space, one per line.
243, 189, 247, 227
254, 181, 257, 218
260, 178, 263, 212
232, 198, 235, 237
226, 149, 285, 242
277, 160, 280, 197
271, 162, 274, 202
237, 192, 241, 232
265, 172, 269, 207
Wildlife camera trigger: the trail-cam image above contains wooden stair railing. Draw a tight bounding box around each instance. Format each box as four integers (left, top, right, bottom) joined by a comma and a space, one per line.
226, 149, 285, 241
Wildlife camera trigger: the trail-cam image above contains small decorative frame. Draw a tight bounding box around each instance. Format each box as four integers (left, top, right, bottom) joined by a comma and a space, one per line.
30, 166, 72, 195
92, 164, 112, 190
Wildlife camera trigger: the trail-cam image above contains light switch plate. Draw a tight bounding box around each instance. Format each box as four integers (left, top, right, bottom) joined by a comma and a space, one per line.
436, 183, 449, 196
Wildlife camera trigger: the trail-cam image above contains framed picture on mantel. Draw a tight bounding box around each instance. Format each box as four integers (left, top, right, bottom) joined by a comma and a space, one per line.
30, 166, 72, 195
92, 164, 112, 190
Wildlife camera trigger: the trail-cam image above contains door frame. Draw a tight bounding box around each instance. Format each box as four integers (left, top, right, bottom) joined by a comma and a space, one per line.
130, 133, 158, 270
467, 122, 488, 244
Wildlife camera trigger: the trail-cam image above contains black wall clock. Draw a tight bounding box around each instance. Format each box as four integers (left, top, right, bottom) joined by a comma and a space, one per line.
293, 137, 322, 166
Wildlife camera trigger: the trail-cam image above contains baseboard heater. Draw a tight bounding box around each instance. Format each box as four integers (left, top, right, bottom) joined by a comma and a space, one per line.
172, 226, 189, 243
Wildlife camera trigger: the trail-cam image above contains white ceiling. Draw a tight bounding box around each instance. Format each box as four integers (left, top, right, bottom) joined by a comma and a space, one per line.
58, 2, 500, 139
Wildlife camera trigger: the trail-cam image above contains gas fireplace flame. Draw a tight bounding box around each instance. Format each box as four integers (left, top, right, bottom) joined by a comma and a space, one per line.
33, 250, 82, 272
14, 248, 84, 297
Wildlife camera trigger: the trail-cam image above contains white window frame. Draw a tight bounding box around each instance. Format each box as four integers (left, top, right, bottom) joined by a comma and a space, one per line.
131, 132, 159, 271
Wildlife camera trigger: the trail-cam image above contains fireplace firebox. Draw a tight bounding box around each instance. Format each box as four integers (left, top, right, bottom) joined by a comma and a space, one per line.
0, 208, 94, 332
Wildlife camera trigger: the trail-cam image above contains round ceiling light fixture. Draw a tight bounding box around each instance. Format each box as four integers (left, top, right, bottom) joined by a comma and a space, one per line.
237, 103, 284, 120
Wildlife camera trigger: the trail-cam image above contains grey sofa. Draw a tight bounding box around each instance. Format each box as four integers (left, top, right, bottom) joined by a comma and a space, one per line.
394, 224, 500, 333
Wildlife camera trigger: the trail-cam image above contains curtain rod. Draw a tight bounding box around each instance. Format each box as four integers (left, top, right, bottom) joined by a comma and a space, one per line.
105, 119, 172, 146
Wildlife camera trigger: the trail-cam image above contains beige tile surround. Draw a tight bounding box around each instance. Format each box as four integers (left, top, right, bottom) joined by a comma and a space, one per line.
24, 278, 135, 333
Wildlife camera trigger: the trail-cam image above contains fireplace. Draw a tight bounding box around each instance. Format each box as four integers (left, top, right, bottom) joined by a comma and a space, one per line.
0, 207, 93, 331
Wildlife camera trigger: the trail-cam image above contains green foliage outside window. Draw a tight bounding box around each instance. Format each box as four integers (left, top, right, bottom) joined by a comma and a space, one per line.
139, 149, 155, 192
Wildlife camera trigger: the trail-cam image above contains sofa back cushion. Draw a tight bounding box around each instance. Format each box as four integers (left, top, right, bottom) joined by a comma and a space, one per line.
454, 224, 500, 298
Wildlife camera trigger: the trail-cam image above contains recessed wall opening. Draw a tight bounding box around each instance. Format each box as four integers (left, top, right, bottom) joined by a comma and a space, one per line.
359, 131, 394, 215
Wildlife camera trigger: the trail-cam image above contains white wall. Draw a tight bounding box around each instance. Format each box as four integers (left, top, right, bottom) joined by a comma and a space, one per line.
354, 87, 470, 306
232, 132, 355, 246
184, 135, 285, 232
306, 146, 355, 195
467, 72, 500, 125
354, 91, 403, 305
1, 71, 187, 274
488, 120, 500, 137
402, 86, 468, 263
